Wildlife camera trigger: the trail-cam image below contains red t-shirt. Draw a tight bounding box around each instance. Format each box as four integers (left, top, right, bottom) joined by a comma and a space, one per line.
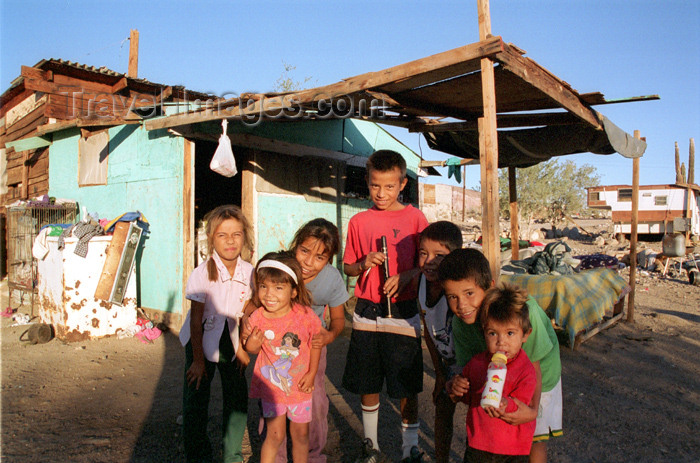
462, 349, 537, 456
343, 204, 428, 303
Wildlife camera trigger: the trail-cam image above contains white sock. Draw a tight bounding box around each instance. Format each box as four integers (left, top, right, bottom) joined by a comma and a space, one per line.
361, 403, 380, 450
401, 422, 419, 458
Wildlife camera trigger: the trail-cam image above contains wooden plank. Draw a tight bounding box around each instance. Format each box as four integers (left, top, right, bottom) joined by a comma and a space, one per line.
20, 66, 50, 81
144, 36, 505, 131
409, 112, 582, 132
241, 150, 255, 260
494, 43, 602, 130
36, 119, 79, 136
21, 152, 28, 199
478, 0, 501, 280
94, 222, 131, 301
182, 138, 194, 321
627, 131, 640, 323
574, 311, 624, 348
128, 29, 139, 78
111, 77, 128, 93
508, 166, 519, 260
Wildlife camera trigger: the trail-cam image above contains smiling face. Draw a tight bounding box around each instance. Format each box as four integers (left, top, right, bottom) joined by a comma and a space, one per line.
295, 237, 331, 284
257, 278, 296, 318
483, 317, 530, 359
367, 167, 407, 211
442, 277, 488, 324
212, 218, 245, 272
418, 238, 451, 283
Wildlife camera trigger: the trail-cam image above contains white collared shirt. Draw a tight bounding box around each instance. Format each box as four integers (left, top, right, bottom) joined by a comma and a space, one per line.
179, 252, 254, 362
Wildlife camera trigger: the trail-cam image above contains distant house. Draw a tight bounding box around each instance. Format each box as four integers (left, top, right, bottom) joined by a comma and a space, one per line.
420, 182, 480, 222
587, 184, 700, 236
0, 59, 424, 331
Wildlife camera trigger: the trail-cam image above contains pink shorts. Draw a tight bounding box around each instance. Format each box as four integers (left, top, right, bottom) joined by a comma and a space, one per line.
261, 399, 313, 423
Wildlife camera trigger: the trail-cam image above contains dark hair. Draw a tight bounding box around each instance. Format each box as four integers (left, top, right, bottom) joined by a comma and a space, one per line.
289, 218, 340, 260
437, 248, 492, 290
282, 332, 301, 348
204, 205, 254, 281
254, 251, 311, 307
420, 221, 463, 252
480, 282, 531, 333
366, 149, 407, 180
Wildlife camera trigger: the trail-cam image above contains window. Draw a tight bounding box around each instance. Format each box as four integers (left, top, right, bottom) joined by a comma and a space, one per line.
654, 195, 668, 206
589, 191, 600, 201
78, 129, 109, 186
618, 189, 632, 202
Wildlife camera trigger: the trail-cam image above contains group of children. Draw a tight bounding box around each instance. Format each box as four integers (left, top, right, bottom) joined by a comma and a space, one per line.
178, 149, 562, 463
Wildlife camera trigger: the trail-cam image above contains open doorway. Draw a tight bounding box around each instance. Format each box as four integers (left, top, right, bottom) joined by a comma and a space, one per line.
193, 139, 244, 265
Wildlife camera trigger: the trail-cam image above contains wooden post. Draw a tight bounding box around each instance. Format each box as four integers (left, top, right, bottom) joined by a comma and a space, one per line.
627, 130, 641, 323
462, 165, 467, 222
128, 29, 139, 78
687, 138, 695, 242
182, 138, 194, 326
508, 166, 519, 261
477, 0, 501, 280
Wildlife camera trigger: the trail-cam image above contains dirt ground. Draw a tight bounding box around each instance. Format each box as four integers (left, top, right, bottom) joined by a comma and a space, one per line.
2, 220, 699, 463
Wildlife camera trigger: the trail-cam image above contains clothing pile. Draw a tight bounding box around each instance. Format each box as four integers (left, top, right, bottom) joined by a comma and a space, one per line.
502, 241, 581, 275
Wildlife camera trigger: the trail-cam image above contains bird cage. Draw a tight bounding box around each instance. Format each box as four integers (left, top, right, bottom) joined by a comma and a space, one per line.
6, 203, 78, 312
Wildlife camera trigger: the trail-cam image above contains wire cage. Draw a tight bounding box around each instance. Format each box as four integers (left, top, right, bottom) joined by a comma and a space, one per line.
6, 203, 78, 312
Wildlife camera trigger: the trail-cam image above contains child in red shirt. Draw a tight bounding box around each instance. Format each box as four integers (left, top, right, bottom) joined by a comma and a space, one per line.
449, 283, 537, 462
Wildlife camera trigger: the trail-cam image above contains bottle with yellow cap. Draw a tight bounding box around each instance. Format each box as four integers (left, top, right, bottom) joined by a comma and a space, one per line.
480, 352, 508, 409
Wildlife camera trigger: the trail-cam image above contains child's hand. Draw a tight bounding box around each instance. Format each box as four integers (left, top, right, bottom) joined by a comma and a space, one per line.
363, 251, 386, 274
484, 398, 508, 418
297, 371, 315, 394
383, 274, 401, 298
243, 324, 264, 353
446, 375, 469, 402
186, 358, 207, 390
311, 327, 333, 348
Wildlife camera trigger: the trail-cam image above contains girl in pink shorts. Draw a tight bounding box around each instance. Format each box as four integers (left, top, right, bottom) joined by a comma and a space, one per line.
242, 252, 321, 463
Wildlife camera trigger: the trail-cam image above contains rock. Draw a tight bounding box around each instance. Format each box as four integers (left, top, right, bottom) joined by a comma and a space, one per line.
594, 236, 605, 247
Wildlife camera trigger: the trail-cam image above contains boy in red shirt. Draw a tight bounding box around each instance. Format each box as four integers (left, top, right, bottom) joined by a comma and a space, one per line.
450, 283, 537, 463
342, 150, 428, 461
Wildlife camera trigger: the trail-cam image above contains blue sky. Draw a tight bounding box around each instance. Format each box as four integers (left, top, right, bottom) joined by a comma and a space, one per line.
2, 0, 698, 189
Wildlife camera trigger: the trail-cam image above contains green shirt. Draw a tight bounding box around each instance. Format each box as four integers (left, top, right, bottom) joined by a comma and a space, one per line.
452, 296, 562, 392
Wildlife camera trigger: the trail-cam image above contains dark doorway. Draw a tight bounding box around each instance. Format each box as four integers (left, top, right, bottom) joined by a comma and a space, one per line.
194, 140, 243, 225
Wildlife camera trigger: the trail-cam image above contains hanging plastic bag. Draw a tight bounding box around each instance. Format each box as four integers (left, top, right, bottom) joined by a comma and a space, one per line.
210, 119, 238, 177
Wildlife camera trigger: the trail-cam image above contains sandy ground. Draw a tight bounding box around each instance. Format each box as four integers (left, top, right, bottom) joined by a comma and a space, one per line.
2, 222, 699, 462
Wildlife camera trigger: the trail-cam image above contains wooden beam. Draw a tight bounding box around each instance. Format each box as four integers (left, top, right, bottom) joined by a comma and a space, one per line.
508, 166, 520, 260
495, 43, 603, 130
575, 311, 624, 348
627, 130, 640, 323
409, 112, 582, 132
182, 137, 194, 324
36, 119, 79, 136
128, 29, 139, 78
111, 77, 128, 93
478, 0, 501, 281
144, 36, 505, 131
20, 66, 50, 81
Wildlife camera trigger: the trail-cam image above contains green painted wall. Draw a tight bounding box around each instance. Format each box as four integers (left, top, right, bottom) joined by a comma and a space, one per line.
48, 125, 185, 314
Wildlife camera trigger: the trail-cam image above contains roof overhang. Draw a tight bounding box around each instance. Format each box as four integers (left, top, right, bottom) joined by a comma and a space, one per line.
144, 36, 658, 167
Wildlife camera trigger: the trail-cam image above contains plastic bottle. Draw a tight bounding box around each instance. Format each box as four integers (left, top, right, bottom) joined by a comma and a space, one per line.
480, 352, 508, 409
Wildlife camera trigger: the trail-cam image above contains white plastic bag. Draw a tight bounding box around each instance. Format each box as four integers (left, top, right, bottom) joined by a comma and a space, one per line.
210, 119, 238, 177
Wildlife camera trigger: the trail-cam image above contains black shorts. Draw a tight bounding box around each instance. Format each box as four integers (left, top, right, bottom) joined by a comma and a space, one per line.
341, 298, 423, 398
